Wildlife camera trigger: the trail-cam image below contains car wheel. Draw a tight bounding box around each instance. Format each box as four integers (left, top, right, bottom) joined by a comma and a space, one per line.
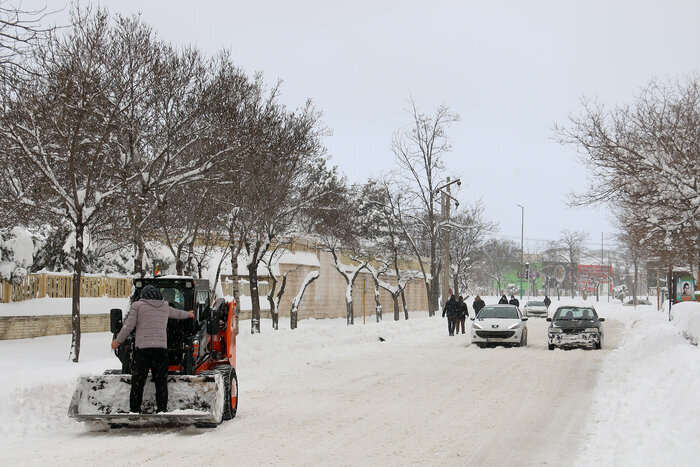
595, 338, 602, 350
548, 343, 555, 350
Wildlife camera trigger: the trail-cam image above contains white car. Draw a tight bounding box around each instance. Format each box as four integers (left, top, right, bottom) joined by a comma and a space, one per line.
522, 300, 548, 317
471, 304, 528, 347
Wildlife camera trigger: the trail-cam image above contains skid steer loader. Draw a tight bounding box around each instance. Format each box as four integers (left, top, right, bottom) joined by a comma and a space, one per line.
68, 276, 238, 428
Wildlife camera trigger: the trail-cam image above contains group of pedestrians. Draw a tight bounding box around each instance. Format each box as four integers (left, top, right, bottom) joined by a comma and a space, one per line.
441, 295, 468, 335
498, 294, 520, 307
441, 293, 487, 336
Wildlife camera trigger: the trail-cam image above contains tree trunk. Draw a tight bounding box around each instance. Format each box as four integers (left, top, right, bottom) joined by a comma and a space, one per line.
290, 304, 298, 329
453, 273, 459, 298
401, 289, 408, 320
229, 243, 241, 330
393, 293, 400, 321
249, 262, 261, 334
69, 223, 84, 363
290, 272, 318, 330
267, 273, 280, 330
134, 235, 146, 277
346, 296, 354, 325
373, 285, 382, 323
633, 258, 638, 306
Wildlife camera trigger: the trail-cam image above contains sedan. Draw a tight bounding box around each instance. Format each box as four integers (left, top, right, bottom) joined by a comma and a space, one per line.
547, 306, 605, 350
471, 304, 528, 347
522, 300, 548, 317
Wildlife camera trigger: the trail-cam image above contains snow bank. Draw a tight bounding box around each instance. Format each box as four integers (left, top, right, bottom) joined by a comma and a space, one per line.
577, 306, 700, 466
670, 301, 700, 344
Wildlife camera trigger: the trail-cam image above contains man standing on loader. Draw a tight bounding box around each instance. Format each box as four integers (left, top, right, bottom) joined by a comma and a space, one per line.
111, 284, 195, 413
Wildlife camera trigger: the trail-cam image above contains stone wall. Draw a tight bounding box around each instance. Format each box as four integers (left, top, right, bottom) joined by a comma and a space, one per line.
270, 249, 428, 321
0, 314, 111, 340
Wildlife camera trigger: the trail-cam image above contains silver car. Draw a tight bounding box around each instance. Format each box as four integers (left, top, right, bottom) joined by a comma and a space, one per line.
522, 300, 548, 317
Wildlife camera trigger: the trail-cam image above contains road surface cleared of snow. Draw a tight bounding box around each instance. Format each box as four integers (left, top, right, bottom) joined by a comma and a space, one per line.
0, 297, 697, 466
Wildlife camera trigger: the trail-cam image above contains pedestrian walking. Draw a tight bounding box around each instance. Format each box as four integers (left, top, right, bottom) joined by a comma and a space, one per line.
456, 296, 468, 334
473, 295, 485, 317
544, 295, 552, 309
498, 294, 508, 304
442, 295, 459, 336
509, 295, 520, 307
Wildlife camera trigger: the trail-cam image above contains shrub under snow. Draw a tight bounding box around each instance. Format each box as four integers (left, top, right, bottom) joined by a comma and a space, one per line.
0, 227, 35, 282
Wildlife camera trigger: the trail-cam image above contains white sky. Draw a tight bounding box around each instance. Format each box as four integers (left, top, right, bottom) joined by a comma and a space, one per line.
22, 0, 700, 253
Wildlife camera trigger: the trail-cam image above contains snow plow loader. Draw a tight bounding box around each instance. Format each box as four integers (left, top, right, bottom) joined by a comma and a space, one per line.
68, 277, 238, 428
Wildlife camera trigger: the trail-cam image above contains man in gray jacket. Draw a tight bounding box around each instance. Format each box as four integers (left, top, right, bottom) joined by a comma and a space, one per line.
111, 284, 194, 413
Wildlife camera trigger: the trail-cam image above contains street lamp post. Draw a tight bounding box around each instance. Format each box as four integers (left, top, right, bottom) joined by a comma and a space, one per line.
517, 204, 524, 300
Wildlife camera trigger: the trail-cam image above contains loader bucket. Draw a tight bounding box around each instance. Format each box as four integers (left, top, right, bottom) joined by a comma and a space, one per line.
68, 373, 224, 426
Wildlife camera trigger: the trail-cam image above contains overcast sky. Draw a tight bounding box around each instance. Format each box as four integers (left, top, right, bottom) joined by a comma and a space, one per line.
24, 0, 700, 253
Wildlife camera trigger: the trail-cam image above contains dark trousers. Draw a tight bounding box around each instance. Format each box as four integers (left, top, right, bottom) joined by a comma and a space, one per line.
130, 347, 169, 413
447, 317, 457, 335
457, 317, 466, 334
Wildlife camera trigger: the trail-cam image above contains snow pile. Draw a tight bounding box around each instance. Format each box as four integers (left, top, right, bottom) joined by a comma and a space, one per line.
577, 307, 700, 466
670, 301, 700, 344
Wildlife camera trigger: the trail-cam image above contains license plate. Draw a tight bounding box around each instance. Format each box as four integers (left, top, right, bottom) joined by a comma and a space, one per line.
487, 338, 504, 342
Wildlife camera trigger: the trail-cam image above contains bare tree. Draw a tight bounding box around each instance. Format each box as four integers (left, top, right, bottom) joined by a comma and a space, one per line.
480, 238, 520, 295
545, 230, 589, 298
0, 9, 133, 362
449, 202, 497, 296
0, 2, 55, 77
556, 76, 700, 282
110, 18, 226, 276
391, 98, 460, 316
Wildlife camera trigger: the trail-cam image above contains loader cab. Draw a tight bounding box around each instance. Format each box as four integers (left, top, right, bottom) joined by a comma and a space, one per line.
132, 277, 211, 369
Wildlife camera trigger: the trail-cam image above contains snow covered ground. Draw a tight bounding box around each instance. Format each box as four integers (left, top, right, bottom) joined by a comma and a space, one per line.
0, 297, 698, 466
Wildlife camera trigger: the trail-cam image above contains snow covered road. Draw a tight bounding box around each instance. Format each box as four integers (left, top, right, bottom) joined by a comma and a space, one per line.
0, 302, 629, 466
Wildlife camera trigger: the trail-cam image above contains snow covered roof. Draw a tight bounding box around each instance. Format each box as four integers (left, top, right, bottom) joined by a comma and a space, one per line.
276, 250, 320, 267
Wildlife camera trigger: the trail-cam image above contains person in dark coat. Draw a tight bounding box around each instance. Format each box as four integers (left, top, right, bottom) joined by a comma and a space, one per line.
544, 295, 552, 309
509, 295, 520, 307
112, 284, 195, 413
473, 295, 485, 317
498, 294, 508, 304
442, 295, 459, 336
456, 296, 468, 334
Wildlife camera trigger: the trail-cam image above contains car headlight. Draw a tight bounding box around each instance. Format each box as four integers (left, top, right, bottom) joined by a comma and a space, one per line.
584, 328, 599, 333
472, 322, 483, 330
508, 322, 521, 330
549, 328, 562, 333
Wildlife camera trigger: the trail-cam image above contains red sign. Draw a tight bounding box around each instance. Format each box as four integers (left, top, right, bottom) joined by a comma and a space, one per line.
577, 265, 613, 293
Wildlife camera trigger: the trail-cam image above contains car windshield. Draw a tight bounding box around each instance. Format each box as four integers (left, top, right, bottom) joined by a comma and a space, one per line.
527, 301, 545, 307
160, 287, 185, 309
477, 306, 519, 319
553, 307, 597, 320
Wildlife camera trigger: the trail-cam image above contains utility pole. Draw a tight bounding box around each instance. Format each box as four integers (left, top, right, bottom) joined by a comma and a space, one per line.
601, 233, 604, 299
517, 204, 524, 299
441, 178, 452, 305
437, 177, 460, 307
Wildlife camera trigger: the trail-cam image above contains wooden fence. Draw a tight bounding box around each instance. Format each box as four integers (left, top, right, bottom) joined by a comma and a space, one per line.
0, 273, 132, 303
